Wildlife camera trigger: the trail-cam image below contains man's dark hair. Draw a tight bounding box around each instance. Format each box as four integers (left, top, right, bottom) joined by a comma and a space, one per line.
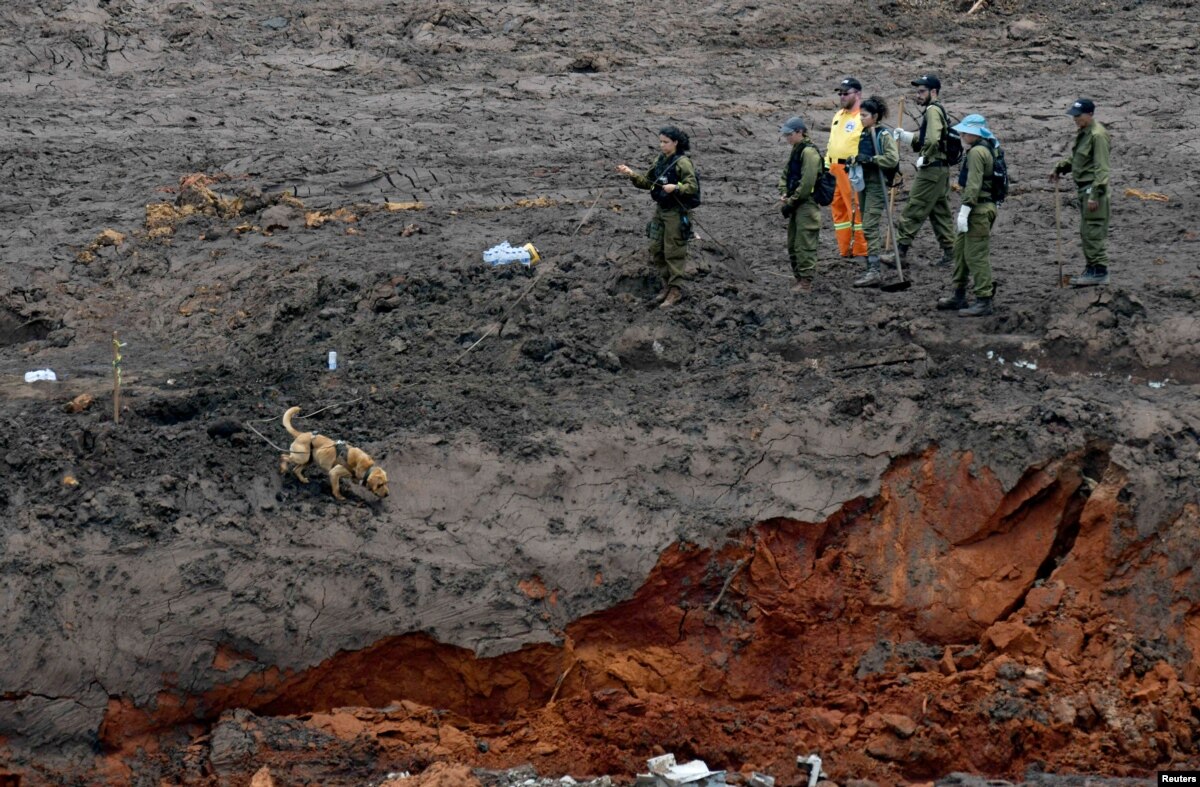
861, 96, 888, 122
659, 126, 691, 153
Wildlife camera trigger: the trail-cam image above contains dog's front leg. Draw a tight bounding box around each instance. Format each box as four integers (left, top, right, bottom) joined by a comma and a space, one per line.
328, 465, 349, 500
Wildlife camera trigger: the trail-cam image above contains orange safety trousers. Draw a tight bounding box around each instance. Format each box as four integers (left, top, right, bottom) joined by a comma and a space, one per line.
830, 162, 868, 257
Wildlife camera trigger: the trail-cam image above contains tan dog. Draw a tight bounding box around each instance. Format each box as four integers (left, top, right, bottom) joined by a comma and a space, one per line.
279, 406, 389, 501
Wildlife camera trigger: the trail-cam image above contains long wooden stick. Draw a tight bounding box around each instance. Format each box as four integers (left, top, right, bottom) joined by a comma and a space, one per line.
111, 331, 122, 424
883, 96, 906, 250
547, 658, 578, 706
967, 0, 989, 14
1055, 178, 1064, 288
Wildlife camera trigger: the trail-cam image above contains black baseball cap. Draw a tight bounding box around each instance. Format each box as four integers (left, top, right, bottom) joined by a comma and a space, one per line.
836, 77, 862, 93
912, 74, 941, 91
1067, 98, 1095, 116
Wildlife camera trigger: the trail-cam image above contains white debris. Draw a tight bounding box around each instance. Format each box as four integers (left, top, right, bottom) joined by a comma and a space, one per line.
1013, 359, 1038, 370
23, 369, 57, 382
796, 754, 825, 787
1149, 380, 1167, 389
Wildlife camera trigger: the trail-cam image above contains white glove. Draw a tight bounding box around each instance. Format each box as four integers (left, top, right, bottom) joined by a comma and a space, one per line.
893, 128, 915, 145
915, 155, 926, 169
956, 205, 971, 234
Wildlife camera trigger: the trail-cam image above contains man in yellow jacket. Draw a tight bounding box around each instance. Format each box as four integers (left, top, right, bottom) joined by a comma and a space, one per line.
826, 77, 868, 260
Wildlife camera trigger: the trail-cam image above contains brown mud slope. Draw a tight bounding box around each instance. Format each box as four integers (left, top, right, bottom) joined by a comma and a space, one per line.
2, 0, 1200, 784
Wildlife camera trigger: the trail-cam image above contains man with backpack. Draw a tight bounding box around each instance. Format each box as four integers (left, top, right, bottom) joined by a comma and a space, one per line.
937, 114, 999, 317
851, 96, 900, 288
778, 116, 824, 292
1050, 98, 1112, 286
892, 74, 956, 269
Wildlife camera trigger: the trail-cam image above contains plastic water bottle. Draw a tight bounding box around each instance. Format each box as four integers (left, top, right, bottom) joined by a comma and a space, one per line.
327, 351, 337, 370
482, 241, 538, 266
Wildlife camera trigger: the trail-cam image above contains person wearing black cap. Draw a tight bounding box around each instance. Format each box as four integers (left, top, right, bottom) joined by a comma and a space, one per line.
826, 77, 869, 262
891, 74, 955, 269
617, 125, 699, 308
778, 116, 822, 292
1050, 98, 1112, 286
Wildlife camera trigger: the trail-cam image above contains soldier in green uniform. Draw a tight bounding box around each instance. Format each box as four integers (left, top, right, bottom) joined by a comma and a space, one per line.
852, 96, 900, 288
936, 114, 998, 317
892, 74, 955, 269
1050, 98, 1112, 286
777, 116, 822, 292
617, 126, 698, 308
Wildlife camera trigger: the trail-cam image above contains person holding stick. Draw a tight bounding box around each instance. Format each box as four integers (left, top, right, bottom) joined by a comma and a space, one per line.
851, 96, 900, 288
892, 74, 956, 269
617, 125, 699, 309
1050, 98, 1112, 287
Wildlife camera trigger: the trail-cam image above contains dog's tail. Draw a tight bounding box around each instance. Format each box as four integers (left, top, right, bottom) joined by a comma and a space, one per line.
283, 406, 302, 437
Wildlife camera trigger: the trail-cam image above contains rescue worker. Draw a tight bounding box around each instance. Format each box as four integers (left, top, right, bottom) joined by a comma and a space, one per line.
852, 96, 900, 288
617, 126, 698, 308
892, 74, 955, 268
1050, 98, 1112, 286
937, 114, 998, 317
778, 116, 822, 292
826, 77, 869, 261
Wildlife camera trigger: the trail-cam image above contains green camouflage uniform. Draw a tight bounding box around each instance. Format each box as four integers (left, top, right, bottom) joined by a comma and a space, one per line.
860, 126, 900, 258
779, 141, 822, 279
1055, 120, 1111, 271
629, 154, 698, 288
897, 101, 955, 251
952, 140, 998, 297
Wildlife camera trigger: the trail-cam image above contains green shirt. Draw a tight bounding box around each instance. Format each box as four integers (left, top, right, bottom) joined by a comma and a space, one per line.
1056, 120, 1111, 193
778, 142, 821, 204
629, 154, 698, 199
915, 101, 948, 163
961, 141, 994, 206
864, 126, 900, 180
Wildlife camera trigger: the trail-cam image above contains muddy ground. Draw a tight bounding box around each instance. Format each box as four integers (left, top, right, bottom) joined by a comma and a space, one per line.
2, 0, 1200, 784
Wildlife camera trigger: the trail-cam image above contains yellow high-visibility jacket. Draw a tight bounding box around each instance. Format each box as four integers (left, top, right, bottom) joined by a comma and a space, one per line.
826, 107, 863, 165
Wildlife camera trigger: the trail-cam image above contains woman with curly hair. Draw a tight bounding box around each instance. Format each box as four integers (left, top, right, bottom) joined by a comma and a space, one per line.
617, 125, 698, 309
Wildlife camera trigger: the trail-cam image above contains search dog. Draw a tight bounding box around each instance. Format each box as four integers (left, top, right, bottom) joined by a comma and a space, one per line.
279, 406, 389, 501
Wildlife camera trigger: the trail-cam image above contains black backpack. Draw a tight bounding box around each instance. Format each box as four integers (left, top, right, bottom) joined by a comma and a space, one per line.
935, 106, 964, 166
987, 139, 1010, 204
813, 164, 836, 207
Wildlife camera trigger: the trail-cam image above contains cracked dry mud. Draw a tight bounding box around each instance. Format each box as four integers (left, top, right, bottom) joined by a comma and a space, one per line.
2, 0, 1200, 785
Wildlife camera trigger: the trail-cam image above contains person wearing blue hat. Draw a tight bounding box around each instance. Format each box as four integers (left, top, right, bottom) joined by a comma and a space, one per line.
1050, 98, 1112, 286
937, 114, 998, 316
777, 116, 823, 292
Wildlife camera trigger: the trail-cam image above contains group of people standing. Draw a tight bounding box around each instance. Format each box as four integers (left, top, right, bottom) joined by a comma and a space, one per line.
617, 74, 1113, 316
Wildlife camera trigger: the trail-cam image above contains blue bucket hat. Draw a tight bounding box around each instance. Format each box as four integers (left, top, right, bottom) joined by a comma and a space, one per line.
952, 113, 993, 138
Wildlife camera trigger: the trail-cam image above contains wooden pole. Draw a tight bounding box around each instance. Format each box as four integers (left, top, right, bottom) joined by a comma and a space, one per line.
884, 96, 906, 250
1055, 179, 1064, 288
112, 331, 122, 424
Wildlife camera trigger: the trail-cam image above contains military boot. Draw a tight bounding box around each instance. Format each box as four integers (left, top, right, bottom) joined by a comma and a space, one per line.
937, 246, 954, 267
958, 297, 993, 317
936, 286, 968, 311
853, 256, 882, 288
1072, 265, 1109, 287
897, 244, 910, 268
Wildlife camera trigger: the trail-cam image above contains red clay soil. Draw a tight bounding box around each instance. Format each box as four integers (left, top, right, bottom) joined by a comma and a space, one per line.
94, 448, 1198, 784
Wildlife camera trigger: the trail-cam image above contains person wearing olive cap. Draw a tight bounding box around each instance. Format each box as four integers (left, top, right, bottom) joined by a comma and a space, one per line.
778, 116, 823, 292
826, 77, 869, 261
1050, 98, 1112, 286
937, 114, 998, 317
892, 74, 955, 269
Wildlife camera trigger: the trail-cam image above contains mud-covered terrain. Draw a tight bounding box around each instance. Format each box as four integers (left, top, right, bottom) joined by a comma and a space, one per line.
2, 0, 1200, 784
